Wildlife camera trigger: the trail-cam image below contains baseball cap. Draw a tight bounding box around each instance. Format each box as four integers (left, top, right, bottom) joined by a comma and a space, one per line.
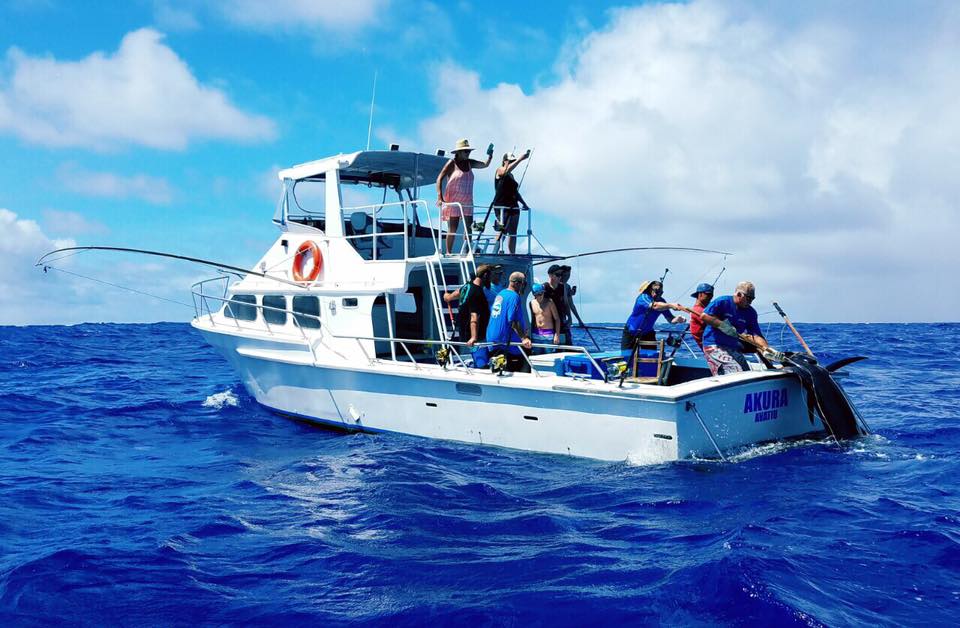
690, 283, 714, 298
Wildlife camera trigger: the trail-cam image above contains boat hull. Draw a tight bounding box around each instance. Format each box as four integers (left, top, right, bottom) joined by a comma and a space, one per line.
197, 326, 825, 464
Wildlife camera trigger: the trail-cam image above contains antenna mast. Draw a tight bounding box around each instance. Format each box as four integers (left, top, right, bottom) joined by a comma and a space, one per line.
366, 70, 378, 151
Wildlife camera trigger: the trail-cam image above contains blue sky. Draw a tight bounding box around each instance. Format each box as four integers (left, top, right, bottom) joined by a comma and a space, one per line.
2, 1, 958, 325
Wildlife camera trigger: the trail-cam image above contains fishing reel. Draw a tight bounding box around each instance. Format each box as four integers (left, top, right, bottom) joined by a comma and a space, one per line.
436, 346, 450, 368
472, 220, 486, 232
490, 353, 507, 375
761, 347, 787, 363
606, 360, 629, 387
664, 333, 683, 348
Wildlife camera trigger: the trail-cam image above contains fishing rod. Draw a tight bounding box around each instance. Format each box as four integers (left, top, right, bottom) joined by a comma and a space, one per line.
36, 246, 306, 289
711, 266, 726, 287
532, 246, 733, 266
517, 148, 534, 188
473, 147, 532, 251
773, 301, 815, 357
570, 305, 601, 352
659, 267, 669, 284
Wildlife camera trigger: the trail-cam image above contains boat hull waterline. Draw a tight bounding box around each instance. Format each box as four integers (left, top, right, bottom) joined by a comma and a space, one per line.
197, 324, 826, 463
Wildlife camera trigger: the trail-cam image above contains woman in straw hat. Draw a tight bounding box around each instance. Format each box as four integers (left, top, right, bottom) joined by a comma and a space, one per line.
436, 138, 493, 254
621, 279, 690, 350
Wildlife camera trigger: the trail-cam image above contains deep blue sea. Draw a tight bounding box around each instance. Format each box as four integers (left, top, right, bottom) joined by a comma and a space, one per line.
1, 322, 958, 626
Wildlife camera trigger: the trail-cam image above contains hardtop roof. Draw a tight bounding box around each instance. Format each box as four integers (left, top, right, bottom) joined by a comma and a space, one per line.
277, 150, 450, 189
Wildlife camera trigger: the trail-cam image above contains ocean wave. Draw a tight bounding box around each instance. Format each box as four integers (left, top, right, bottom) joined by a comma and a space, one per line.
1, 321, 959, 624
202, 389, 239, 409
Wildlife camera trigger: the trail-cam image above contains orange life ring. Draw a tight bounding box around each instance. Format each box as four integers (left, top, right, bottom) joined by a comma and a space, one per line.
292, 240, 322, 282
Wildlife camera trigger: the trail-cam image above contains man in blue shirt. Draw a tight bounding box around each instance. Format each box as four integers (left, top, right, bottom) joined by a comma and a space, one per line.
486, 271, 533, 372
699, 281, 769, 375
620, 279, 689, 350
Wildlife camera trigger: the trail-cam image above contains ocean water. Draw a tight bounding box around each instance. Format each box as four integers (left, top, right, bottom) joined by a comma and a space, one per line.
0, 322, 958, 626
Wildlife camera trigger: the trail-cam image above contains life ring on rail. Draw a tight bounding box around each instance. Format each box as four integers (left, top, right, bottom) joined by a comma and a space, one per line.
292, 240, 323, 282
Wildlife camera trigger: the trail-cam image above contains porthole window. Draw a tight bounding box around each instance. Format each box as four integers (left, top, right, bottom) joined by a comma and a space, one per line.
342, 297, 359, 308
262, 295, 287, 325
292, 296, 321, 329
224, 294, 257, 321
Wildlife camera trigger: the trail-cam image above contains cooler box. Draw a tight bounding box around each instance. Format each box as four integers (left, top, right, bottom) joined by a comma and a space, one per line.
553, 349, 659, 380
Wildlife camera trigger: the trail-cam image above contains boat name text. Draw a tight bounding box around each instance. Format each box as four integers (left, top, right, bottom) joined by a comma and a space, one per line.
743, 388, 789, 423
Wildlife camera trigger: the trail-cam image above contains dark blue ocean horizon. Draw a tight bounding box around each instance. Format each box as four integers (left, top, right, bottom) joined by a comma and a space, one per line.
1, 322, 958, 626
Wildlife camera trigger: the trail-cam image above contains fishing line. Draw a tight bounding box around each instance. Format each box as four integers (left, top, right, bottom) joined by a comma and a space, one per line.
42, 265, 195, 310
39, 249, 89, 265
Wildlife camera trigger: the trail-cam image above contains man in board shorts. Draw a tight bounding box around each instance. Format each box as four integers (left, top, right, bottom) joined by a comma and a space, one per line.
698, 281, 768, 375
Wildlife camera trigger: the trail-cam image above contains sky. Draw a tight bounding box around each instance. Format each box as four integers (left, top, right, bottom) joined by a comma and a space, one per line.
1, 0, 958, 325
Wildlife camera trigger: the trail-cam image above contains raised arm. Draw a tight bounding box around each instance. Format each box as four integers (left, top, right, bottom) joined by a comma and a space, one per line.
500, 151, 529, 176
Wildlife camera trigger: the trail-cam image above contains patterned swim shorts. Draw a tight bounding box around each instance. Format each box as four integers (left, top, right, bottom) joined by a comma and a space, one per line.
703, 345, 749, 376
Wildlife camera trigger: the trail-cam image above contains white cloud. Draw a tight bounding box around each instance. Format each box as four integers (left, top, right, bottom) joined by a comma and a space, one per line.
2, 208, 200, 325
1, 208, 74, 325
42, 209, 109, 236
57, 162, 174, 204
219, 0, 386, 32
417, 1, 960, 322
0, 28, 276, 150
153, 1, 200, 32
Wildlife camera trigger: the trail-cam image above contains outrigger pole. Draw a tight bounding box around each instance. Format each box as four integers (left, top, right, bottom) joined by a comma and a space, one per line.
36, 246, 306, 289
773, 301, 815, 357
532, 246, 733, 265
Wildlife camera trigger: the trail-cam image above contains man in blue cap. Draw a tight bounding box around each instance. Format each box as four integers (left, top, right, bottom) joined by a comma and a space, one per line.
688, 282, 714, 349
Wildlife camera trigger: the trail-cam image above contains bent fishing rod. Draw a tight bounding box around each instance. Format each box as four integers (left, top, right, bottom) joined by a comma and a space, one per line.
36, 246, 306, 288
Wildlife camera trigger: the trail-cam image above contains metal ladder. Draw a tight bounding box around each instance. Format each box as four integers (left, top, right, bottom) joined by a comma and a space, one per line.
424, 251, 477, 345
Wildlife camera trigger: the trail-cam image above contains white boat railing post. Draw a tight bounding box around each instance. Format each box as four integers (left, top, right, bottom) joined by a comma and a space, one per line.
398, 340, 421, 371
385, 293, 397, 362
526, 205, 532, 256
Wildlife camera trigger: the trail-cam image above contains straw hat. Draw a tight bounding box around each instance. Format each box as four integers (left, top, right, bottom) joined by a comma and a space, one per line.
452, 138, 475, 153
637, 280, 656, 295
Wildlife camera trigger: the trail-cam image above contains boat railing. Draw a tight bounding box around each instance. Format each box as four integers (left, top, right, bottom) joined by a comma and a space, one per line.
470, 204, 535, 256
430, 202, 537, 257
326, 329, 611, 382
190, 280, 322, 342
339, 199, 434, 261
191, 280, 614, 381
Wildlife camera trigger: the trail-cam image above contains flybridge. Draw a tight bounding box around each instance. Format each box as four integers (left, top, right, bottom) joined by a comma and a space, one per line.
278, 150, 450, 189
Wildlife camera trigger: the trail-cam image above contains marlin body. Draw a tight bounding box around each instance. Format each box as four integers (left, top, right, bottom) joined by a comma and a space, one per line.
782, 353, 869, 440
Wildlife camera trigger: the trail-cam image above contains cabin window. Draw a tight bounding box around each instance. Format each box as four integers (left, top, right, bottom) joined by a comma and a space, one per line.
224, 294, 257, 321
292, 296, 321, 329
262, 295, 287, 325
342, 297, 359, 308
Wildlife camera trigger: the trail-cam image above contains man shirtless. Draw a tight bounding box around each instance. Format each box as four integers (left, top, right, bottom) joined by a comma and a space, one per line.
529, 282, 560, 352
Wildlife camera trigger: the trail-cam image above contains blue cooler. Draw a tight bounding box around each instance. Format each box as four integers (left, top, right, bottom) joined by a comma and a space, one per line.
553, 349, 660, 380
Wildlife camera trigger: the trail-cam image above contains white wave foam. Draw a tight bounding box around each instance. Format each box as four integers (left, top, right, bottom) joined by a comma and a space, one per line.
202, 390, 239, 409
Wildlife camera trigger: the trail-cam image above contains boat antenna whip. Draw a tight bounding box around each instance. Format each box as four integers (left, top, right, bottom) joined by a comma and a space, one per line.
365, 70, 377, 151
772, 301, 815, 357
36, 246, 306, 288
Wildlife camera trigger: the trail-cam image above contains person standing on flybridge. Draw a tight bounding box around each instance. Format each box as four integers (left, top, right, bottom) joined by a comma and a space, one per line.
436, 138, 493, 254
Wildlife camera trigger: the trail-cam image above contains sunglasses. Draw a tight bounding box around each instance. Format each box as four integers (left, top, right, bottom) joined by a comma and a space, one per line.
737, 292, 755, 302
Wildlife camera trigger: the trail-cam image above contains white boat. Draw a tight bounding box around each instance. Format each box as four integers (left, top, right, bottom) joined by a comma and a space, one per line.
168, 149, 866, 463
